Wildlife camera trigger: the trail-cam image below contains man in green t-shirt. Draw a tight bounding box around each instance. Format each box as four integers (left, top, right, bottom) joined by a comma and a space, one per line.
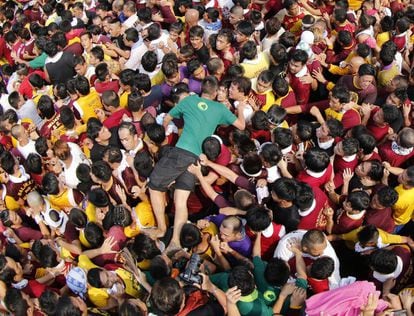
148, 77, 246, 248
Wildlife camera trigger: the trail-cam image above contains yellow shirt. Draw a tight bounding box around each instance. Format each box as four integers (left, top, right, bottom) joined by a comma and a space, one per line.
340, 227, 404, 245
151, 70, 165, 86
377, 63, 399, 88
48, 188, 81, 210
79, 255, 141, 307
377, 32, 391, 48
241, 52, 270, 79
393, 184, 414, 225
348, 0, 362, 10
73, 88, 102, 123
124, 200, 156, 238
328, 64, 351, 76
119, 91, 131, 109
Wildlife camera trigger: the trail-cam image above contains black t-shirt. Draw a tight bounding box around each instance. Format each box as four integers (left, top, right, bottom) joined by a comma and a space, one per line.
45, 52, 77, 85
195, 45, 210, 65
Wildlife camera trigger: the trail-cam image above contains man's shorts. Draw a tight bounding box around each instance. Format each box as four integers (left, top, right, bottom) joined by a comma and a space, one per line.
148, 147, 198, 192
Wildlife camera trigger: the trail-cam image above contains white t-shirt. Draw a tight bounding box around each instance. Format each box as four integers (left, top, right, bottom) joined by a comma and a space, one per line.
274, 229, 341, 288
62, 142, 90, 189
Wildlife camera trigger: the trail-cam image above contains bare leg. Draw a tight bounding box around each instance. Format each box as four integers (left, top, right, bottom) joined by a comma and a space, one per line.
149, 188, 167, 238
170, 188, 191, 247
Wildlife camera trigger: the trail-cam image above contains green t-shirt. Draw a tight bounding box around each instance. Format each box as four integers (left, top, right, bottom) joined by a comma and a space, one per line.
29, 52, 47, 69
168, 95, 237, 156
210, 272, 273, 316
252, 256, 308, 311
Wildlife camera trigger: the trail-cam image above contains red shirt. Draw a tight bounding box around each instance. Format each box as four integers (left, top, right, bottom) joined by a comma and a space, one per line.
298, 187, 330, 231
308, 277, 330, 294
40, 113, 63, 139
341, 109, 362, 131
246, 222, 283, 261
18, 70, 46, 99
364, 207, 395, 233
297, 164, 333, 189
103, 108, 131, 129
288, 72, 311, 105
279, 90, 297, 109
333, 209, 364, 234
367, 108, 389, 142
333, 155, 358, 188
95, 80, 120, 94
379, 141, 414, 167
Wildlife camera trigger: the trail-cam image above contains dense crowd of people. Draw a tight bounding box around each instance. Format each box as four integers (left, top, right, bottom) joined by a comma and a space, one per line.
1, 0, 414, 314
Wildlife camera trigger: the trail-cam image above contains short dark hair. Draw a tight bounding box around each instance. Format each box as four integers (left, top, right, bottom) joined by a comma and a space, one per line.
180, 223, 202, 248
369, 249, 397, 274
304, 148, 330, 172
246, 205, 271, 232
310, 257, 335, 279
347, 190, 370, 211
150, 277, 183, 315
228, 265, 255, 296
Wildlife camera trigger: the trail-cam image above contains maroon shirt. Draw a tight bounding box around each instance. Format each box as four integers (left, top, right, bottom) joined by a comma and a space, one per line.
379, 141, 414, 167
337, 75, 377, 104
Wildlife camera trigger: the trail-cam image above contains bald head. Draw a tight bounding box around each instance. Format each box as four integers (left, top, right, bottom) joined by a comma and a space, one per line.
349, 56, 365, 74
27, 191, 44, 209
185, 9, 199, 27
398, 127, 414, 149
10, 124, 26, 141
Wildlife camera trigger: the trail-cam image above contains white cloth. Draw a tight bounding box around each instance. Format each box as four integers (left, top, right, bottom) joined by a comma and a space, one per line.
274, 230, 341, 288
17, 139, 37, 159
62, 142, 90, 189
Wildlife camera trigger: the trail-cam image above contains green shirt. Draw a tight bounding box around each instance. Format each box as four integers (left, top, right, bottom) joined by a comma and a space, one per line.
210, 272, 274, 316
253, 256, 307, 312
169, 95, 237, 156
29, 52, 47, 69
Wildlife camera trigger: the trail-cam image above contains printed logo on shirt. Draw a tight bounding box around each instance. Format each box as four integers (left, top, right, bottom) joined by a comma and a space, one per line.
197, 102, 208, 111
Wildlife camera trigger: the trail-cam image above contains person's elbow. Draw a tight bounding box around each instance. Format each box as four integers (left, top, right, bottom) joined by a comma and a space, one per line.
233, 119, 245, 130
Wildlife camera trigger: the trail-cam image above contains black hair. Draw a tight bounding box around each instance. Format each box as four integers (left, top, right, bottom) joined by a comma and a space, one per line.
358, 63, 376, 77
0, 255, 16, 285
74, 76, 90, 96
295, 182, 314, 210
246, 205, 271, 232
42, 172, 60, 195
150, 278, 183, 315
338, 30, 353, 46
341, 138, 359, 156
326, 118, 344, 138
376, 186, 399, 208
268, 106, 287, 126
367, 160, 384, 181
69, 208, 87, 228
129, 234, 161, 262
332, 85, 351, 104
347, 190, 370, 211
242, 152, 263, 176
228, 266, 255, 296
304, 148, 330, 172
25, 153, 43, 174
202, 136, 221, 161
84, 222, 104, 248
39, 245, 58, 268
260, 143, 281, 167
236, 21, 254, 37
103, 205, 132, 230
381, 104, 400, 124
289, 49, 308, 64
271, 177, 298, 201
87, 268, 103, 288
134, 151, 154, 179
150, 255, 172, 281
369, 249, 397, 274
357, 224, 379, 246
38, 95, 55, 119
310, 257, 335, 280
39, 290, 59, 316
141, 51, 158, 73
180, 223, 202, 248
272, 76, 289, 97
265, 257, 290, 286
4, 288, 28, 316
91, 161, 113, 182
87, 117, 103, 139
